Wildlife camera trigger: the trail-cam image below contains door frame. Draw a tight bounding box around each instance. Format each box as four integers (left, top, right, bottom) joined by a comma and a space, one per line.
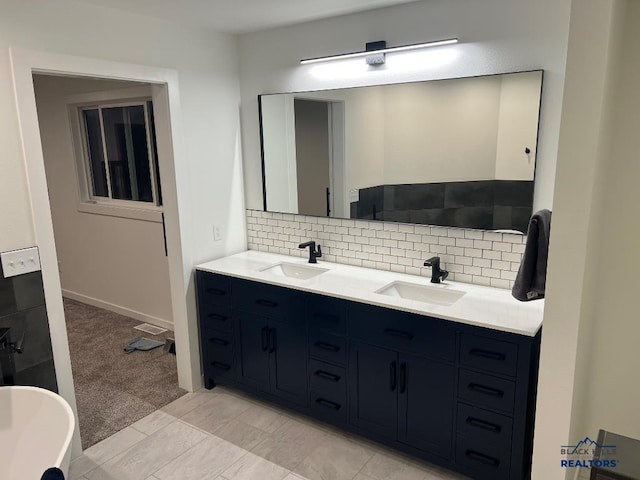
10, 48, 200, 456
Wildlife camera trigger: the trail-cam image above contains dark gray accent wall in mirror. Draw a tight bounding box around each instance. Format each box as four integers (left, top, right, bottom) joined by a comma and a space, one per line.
259, 70, 543, 233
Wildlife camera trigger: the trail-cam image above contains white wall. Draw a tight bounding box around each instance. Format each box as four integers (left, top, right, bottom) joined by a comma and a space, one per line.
239, 0, 572, 213
0, 0, 246, 454
495, 72, 542, 180
382, 77, 501, 184
531, 0, 623, 478
261, 95, 299, 212
568, 0, 640, 448
34, 75, 173, 327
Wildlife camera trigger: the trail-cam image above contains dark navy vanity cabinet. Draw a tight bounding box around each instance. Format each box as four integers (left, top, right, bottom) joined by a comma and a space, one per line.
196, 270, 541, 480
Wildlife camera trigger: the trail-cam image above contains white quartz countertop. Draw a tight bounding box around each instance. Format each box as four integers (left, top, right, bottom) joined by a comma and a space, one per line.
195, 251, 544, 337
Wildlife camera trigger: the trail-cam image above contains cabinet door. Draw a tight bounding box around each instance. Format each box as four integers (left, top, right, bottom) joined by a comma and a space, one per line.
349, 341, 398, 439
269, 320, 308, 406
235, 312, 270, 390
398, 353, 455, 459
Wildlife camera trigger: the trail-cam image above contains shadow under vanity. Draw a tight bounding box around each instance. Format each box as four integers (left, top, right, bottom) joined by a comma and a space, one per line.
195, 252, 543, 480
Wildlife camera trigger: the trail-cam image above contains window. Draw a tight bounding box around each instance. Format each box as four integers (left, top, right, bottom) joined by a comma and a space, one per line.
78, 100, 162, 208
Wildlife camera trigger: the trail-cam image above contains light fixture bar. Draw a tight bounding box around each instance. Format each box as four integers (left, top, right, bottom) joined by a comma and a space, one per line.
300, 38, 458, 65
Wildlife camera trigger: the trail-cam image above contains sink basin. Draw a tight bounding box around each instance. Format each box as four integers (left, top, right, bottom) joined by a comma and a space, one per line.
259, 262, 329, 280
376, 281, 466, 306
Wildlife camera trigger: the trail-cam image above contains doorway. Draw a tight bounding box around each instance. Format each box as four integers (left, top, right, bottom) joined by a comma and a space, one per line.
32, 73, 185, 448
293, 98, 346, 218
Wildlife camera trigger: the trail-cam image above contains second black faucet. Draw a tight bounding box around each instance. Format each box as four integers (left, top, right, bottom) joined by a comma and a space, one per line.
299, 241, 322, 264
424, 256, 449, 283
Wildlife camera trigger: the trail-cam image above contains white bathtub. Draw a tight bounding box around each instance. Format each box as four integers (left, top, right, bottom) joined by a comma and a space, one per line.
0, 386, 75, 480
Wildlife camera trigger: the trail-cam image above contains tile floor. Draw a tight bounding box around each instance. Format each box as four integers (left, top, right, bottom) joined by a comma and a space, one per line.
69, 386, 469, 480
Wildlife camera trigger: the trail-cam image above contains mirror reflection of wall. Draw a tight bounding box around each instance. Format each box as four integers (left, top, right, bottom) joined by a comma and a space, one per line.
260, 70, 543, 232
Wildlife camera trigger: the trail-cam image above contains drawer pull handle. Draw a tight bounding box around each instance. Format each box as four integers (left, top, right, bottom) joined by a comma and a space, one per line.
209, 337, 229, 346
383, 329, 414, 340
261, 326, 269, 352
206, 288, 226, 296
468, 383, 504, 398
399, 362, 407, 394
469, 349, 506, 361
390, 361, 397, 391
256, 299, 278, 308
465, 416, 502, 433
464, 450, 500, 467
268, 328, 276, 353
314, 370, 341, 382
315, 398, 341, 410
207, 313, 227, 322
311, 312, 340, 323
314, 341, 340, 353
211, 361, 231, 371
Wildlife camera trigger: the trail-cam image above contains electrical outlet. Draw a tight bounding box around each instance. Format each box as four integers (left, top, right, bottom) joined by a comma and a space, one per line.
1, 247, 41, 278
213, 224, 222, 242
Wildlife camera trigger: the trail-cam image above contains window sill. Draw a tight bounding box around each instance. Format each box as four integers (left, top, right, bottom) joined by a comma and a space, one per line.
78, 202, 163, 223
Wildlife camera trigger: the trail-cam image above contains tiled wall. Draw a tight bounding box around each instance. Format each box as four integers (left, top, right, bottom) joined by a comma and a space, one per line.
246, 209, 527, 289
0, 259, 57, 391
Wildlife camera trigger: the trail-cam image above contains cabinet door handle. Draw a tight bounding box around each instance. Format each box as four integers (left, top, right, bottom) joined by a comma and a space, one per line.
464, 450, 500, 467
465, 416, 502, 433
383, 329, 414, 340
311, 312, 340, 323
399, 362, 407, 394
389, 361, 397, 391
314, 370, 341, 382
468, 383, 504, 398
261, 326, 269, 352
256, 299, 278, 308
313, 341, 340, 353
211, 361, 231, 371
315, 398, 341, 410
206, 288, 226, 296
469, 348, 506, 361
268, 328, 276, 353
207, 313, 227, 322
209, 337, 229, 347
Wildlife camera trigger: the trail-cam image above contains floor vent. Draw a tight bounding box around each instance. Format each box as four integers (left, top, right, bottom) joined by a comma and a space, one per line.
133, 323, 167, 335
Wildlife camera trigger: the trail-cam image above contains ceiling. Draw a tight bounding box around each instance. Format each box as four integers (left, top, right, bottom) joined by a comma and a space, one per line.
73, 0, 421, 34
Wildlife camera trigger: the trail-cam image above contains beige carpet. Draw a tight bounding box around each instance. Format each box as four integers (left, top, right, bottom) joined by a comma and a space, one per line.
64, 298, 186, 448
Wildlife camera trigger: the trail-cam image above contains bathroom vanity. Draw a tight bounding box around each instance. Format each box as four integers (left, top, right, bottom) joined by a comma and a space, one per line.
195, 251, 543, 480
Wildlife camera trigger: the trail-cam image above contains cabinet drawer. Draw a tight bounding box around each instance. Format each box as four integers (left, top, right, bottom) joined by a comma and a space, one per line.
232, 278, 305, 323
310, 389, 347, 424
197, 271, 231, 307
460, 334, 518, 377
348, 303, 455, 361
457, 403, 513, 453
309, 331, 347, 366
203, 329, 234, 379
308, 359, 346, 398
308, 295, 347, 334
456, 436, 510, 480
199, 304, 233, 332
458, 370, 515, 414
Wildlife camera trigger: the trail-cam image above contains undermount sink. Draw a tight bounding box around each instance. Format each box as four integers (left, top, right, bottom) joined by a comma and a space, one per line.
259, 262, 329, 280
376, 281, 466, 306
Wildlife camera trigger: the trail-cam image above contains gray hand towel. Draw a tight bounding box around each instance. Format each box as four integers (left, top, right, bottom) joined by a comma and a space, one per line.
512, 209, 552, 301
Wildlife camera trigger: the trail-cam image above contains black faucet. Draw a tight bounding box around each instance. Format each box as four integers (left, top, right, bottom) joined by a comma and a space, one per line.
424, 256, 449, 283
299, 241, 322, 264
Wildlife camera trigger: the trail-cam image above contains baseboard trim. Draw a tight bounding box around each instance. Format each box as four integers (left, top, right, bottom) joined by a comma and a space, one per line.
62, 289, 173, 331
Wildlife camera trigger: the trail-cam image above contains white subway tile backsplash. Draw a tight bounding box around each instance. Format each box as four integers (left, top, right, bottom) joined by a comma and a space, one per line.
245, 210, 525, 290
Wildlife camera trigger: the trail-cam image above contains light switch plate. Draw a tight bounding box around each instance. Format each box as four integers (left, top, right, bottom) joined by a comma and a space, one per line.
349, 189, 359, 202
1, 247, 41, 278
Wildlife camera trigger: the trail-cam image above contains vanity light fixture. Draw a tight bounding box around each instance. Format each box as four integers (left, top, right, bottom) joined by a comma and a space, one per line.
300, 38, 458, 65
